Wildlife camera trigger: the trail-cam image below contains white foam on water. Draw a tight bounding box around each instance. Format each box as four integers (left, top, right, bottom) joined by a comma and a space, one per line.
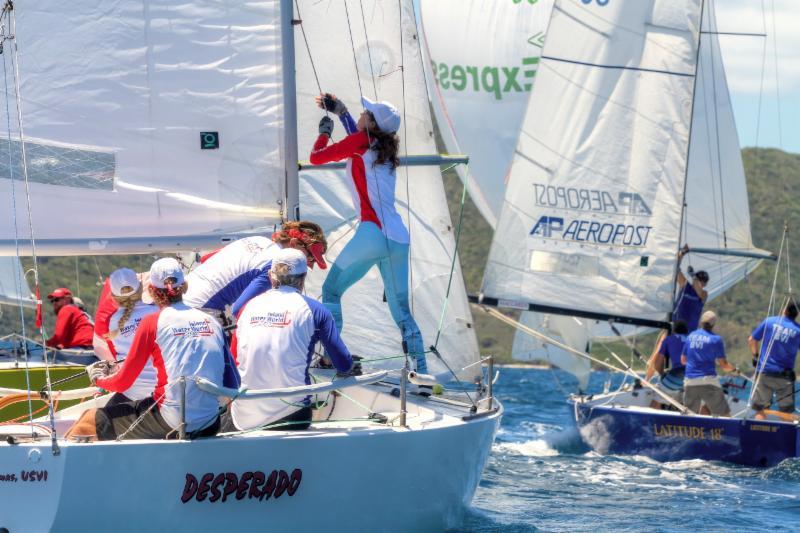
495, 439, 560, 457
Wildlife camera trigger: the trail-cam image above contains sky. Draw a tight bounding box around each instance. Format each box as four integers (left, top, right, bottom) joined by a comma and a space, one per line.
715, 0, 799, 154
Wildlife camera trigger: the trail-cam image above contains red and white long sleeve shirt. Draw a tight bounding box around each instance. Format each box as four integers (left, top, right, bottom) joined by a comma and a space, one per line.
108, 301, 159, 401
309, 129, 409, 244
96, 303, 227, 432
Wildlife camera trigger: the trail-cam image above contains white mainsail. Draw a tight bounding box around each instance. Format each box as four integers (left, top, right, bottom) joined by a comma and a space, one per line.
482, 0, 769, 335
483, 0, 702, 326
0, 257, 34, 308
296, 0, 480, 380
0, 2, 286, 255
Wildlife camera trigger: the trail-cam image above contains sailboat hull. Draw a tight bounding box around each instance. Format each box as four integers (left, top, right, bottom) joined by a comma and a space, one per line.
0, 385, 501, 532
571, 396, 798, 467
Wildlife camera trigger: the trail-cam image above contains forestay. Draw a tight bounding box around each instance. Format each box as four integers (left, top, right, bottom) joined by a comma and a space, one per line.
294, 0, 480, 380
0, 257, 34, 308
419, 0, 555, 229
0, 1, 285, 255
482, 0, 703, 325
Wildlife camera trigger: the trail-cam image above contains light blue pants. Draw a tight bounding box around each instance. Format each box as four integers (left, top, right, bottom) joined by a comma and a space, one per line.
322, 222, 427, 373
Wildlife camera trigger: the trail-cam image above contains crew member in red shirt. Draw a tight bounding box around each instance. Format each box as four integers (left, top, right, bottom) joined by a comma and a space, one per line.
45, 287, 94, 349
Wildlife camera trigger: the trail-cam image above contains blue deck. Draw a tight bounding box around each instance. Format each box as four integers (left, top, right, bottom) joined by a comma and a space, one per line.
572, 400, 798, 467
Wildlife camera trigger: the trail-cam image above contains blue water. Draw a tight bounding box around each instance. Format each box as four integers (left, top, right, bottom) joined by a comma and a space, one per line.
455, 367, 800, 532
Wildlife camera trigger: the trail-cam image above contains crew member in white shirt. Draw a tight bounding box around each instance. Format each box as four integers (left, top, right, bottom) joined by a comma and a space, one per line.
222, 248, 357, 432
103, 267, 159, 406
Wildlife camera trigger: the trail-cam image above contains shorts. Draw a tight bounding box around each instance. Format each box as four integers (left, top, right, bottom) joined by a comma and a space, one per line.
95, 396, 220, 441
683, 384, 730, 416
751, 374, 795, 413
219, 406, 312, 432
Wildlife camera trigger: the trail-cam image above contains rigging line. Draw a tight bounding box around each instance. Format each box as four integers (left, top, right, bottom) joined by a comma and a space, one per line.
293, 0, 324, 97
433, 161, 469, 349
786, 226, 792, 294
7, 6, 59, 453
754, 0, 768, 149
358, 0, 378, 99
770, 0, 783, 149
481, 305, 691, 413
707, 5, 727, 248
343, 0, 364, 99
765, 229, 785, 321
398, 0, 413, 314
672, 0, 707, 317
1, 8, 34, 435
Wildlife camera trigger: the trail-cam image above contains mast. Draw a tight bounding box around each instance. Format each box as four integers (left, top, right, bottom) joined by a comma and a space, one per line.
281, 0, 300, 222
670, 0, 707, 317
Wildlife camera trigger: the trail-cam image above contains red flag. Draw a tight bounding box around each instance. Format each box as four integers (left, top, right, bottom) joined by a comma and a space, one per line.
35, 285, 42, 329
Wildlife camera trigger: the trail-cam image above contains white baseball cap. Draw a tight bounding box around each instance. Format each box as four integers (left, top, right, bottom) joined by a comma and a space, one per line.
109, 268, 141, 297
361, 96, 401, 133
149, 258, 185, 289
271, 248, 308, 276
700, 310, 717, 326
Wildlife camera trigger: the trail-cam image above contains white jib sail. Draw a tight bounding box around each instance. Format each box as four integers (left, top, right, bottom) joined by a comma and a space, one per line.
419, 0, 555, 229
0, 257, 34, 308
482, 0, 703, 325
511, 313, 591, 389
0, 1, 286, 255
679, 0, 768, 304
295, 0, 480, 380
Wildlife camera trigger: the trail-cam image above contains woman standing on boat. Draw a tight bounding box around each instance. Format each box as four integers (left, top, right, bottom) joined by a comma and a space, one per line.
309, 93, 427, 376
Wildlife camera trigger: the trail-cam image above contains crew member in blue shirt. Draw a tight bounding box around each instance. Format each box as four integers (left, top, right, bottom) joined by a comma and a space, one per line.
673, 245, 709, 331
646, 321, 689, 409
681, 310, 737, 416
748, 301, 800, 420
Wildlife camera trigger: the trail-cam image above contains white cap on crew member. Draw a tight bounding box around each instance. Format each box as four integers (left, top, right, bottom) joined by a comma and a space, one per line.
149, 258, 185, 289
270, 248, 308, 276
109, 267, 141, 297
361, 96, 401, 133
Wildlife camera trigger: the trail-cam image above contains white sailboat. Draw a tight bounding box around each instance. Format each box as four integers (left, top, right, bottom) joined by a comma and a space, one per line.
477, 0, 788, 467
420, 0, 770, 388
0, 1, 500, 529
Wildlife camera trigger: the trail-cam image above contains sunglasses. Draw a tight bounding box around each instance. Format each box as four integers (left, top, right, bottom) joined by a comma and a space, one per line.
49, 297, 64, 303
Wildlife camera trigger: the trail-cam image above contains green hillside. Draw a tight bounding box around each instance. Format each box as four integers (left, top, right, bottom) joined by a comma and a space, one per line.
1, 148, 797, 371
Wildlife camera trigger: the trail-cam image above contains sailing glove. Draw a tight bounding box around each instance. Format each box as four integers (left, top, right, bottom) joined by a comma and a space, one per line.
336, 355, 363, 378
319, 116, 334, 137
318, 93, 347, 116
86, 360, 116, 385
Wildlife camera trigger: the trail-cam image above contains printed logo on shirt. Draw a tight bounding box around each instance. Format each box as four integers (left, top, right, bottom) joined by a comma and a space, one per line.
689, 335, 712, 350
245, 241, 266, 255
119, 317, 143, 338
771, 323, 799, 343
250, 311, 292, 328
172, 319, 214, 337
